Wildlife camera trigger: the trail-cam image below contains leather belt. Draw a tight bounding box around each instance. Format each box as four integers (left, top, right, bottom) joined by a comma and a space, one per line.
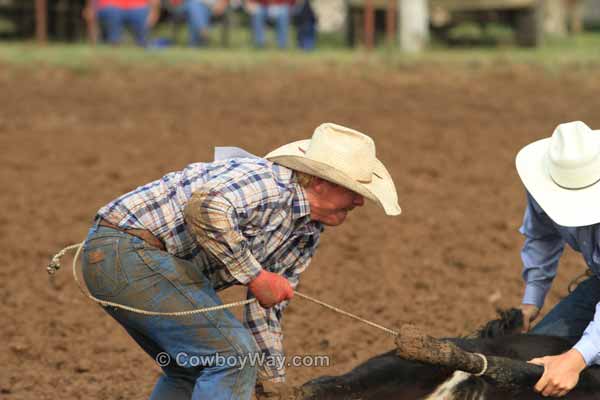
98, 219, 166, 251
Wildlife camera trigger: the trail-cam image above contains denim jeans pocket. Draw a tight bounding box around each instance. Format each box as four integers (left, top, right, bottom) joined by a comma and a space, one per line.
134, 244, 212, 292
82, 237, 129, 299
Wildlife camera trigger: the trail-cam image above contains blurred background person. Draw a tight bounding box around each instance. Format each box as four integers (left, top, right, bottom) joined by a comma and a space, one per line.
246, 0, 294, 49
167, 0, 229, 47
83, 0, 160, 46
292, 0, 316, 51
82, 0, 100, 44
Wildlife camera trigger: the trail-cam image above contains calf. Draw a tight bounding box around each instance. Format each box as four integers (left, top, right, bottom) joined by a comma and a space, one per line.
298, 310, 600, 399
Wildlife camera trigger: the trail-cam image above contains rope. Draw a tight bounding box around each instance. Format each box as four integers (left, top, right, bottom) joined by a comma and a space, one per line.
47, 243, 82, 275
58, 241, 257, 316
473, 352, 489, 376
48, 242, 398, 335
294, 291, 398, 336
50, 243, 501, 379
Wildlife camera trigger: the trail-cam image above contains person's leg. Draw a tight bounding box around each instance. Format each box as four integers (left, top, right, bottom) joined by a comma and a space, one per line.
96, 6, 124, 44
296, 5, 316, 51
251, 4, 267, 48
82, 226, 258, 400
531, 276, 600, 343
114, 320, 196, 399
124, 6, 150, 46
270, 4, 290, 49
185, 0, 212, 47
297, 21, 315, 50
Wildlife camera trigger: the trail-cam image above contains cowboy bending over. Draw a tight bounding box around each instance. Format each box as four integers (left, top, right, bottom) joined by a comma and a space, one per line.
80, 123, 400, 399
516, 121, 600, 397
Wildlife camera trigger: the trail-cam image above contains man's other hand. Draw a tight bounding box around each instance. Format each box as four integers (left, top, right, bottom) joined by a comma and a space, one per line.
520, 304, 540, 333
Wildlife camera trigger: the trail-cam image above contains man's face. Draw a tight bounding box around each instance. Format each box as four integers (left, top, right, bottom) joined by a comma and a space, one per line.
309, 180, 365, 226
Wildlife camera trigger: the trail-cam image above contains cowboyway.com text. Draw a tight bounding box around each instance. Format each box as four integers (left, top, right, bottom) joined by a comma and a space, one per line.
155, 351, 330, 370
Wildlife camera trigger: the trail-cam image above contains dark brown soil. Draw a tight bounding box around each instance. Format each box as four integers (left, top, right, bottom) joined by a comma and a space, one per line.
1, 62, 598, 399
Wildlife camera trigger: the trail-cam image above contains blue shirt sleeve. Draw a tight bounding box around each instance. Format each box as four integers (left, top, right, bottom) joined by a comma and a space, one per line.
574, 302, 600, 366
519, 193, 566, 308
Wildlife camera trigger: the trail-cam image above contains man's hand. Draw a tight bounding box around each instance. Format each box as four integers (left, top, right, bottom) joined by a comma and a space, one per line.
529, 349, 586, 397
520, 304, 540, 333
248, 270, 293, 308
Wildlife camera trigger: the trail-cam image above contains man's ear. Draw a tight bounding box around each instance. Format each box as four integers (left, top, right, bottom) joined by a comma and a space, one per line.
310, 177, 327, 194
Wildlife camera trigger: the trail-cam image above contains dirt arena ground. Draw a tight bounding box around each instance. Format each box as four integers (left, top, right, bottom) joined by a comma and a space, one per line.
2, 61, 600, 399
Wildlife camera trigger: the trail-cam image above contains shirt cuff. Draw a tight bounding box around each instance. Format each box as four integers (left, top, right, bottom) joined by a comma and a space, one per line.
226, 249, 263, 285
573, 336, 600, 366
522, 282, 550, 309
258, 366, 286, 383
259, 375, 286, 384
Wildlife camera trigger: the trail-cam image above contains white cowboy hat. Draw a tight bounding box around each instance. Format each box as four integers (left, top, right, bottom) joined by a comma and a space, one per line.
265, 123, 401, 216
516, 121, 600, 227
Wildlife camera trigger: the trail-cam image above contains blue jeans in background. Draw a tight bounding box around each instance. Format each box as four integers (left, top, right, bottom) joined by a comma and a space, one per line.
97, 6, 150, 46
251, 4, 290, 49
296, 20, 316, 51
293, 0, 316, 51
177, 0, 213, 47
82, 224, 258, 400
531, 275, 600, 343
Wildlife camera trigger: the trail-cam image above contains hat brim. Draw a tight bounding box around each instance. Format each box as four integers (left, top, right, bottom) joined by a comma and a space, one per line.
516, 137, 600, 227
266, 140, 401, 216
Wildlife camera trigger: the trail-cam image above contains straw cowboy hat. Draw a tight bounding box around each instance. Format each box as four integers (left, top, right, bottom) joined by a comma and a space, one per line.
516, 121, 600, 227
265, 123, 401, 216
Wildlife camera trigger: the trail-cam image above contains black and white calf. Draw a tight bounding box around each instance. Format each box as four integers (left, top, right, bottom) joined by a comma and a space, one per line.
298, 310, 600, 400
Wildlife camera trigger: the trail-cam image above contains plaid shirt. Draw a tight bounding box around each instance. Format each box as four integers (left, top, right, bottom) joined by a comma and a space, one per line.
97, 155, 322, 381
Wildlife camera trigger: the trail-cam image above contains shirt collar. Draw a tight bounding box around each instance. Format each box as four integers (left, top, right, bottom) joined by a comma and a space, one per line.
213, 146, 260, 161
291, 181, 311, 221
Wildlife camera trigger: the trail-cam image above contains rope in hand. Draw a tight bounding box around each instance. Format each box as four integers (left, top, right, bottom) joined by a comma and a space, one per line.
48, 243, 490, 377
48, 242, 399, 334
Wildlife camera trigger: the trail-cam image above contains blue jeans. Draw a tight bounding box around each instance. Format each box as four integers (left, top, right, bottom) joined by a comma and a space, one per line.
293, 0, 316, 51
531, 275, 600, 343
296, 21, 316, 50
251, 4, 290, 49
97, 6, 149, 46
177, 0, 213, 47
82, 224, 258, 400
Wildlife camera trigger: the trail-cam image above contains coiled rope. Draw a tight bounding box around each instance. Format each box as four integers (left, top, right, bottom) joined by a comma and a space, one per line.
48, 242, 399, 334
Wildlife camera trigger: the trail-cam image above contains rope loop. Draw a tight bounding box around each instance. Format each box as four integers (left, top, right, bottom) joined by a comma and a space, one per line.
473, 352, 489, 376
48, 243, 81, 275
48, 242, 398, 332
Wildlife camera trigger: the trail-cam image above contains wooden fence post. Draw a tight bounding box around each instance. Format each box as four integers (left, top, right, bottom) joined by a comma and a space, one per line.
398, 0, 428, 52
36, 0, 47, 44
364, 0, 374, 49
